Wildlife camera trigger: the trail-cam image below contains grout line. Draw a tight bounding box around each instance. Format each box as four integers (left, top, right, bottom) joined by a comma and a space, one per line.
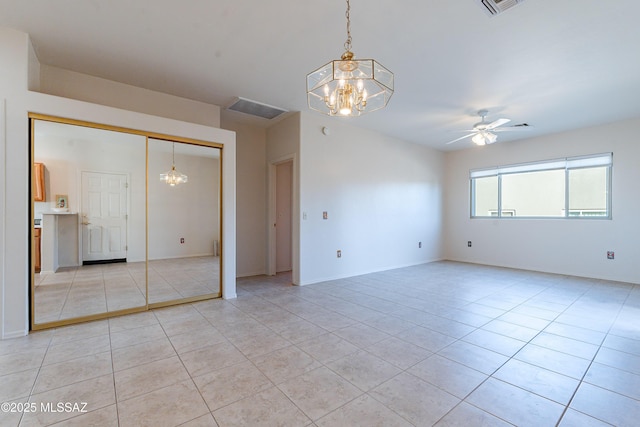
554, 284, 633, 427
106, 313, 122, 426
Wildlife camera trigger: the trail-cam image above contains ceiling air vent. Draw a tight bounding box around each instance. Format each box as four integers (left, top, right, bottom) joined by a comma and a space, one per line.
476, 0, 525, 16
226, 97, 288, 120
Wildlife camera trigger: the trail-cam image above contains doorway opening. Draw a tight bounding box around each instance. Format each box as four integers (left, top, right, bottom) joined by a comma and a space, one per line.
268, 154, 298, 283
275, 160, 293, 273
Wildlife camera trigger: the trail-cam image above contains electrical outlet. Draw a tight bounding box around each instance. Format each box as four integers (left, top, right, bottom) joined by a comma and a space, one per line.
468, 241, 472, 247
418, 241, 422, 248
607, 251, 614, 260
337, 250, 341, 258
323, 211, 328, 220
180, 237, 185, 244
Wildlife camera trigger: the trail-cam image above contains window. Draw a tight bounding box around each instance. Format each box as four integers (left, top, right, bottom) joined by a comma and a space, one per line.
470, 153, 612, 218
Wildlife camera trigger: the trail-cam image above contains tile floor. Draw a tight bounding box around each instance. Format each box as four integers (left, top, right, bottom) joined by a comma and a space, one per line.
3, 261, 639, 426
34, 256, 220, 324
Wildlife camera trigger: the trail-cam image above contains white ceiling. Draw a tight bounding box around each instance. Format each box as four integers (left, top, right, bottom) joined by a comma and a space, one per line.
3, 1, 640, 151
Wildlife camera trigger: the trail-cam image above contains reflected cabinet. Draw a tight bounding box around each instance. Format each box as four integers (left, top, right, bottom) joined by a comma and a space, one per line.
30, 114, 223, 330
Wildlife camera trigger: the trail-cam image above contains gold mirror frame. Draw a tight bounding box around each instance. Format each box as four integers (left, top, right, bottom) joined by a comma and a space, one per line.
29, 113, 223, 330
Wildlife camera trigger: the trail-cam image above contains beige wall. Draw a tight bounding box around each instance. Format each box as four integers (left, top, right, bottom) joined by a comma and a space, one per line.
39, 65, 221, 128
222, 118, 268, 277
298, 111, 444, 285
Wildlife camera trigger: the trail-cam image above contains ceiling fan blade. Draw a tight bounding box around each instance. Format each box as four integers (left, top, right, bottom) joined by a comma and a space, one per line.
493, 125, 533, 132
485, 118, 510, 130
445, 133, 476, 145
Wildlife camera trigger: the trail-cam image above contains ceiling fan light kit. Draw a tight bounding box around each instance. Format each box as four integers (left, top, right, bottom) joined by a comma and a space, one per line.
306, 0, 394, 117
445, 109, 529, 146
472, 131, 497, 146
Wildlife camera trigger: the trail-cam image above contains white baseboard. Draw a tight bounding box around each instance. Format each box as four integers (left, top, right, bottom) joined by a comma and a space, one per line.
236, 270, 267, 278
2, 329, 28, 340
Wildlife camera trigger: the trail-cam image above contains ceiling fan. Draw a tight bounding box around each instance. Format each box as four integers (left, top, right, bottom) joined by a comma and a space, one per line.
445, 109, 528, 146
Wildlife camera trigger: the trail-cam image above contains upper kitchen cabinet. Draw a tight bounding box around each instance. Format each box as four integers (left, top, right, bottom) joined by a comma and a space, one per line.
34, 162, 45, 201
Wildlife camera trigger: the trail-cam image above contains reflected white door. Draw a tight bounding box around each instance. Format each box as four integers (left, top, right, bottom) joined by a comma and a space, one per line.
81, 171, 128, 262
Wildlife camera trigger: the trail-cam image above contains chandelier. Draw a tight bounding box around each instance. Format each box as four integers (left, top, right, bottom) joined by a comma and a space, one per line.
306, 0, 394, 117
160, 143, 188, 186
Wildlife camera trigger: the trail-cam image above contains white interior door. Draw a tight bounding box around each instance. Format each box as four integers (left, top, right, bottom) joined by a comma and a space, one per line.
81, 171, 128, 262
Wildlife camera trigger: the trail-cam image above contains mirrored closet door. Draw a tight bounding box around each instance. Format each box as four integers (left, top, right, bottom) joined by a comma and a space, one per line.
147, 138, 221, 306
30, 115, 222, 330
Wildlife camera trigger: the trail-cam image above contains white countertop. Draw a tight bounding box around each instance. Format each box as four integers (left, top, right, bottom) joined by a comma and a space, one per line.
42, 211, 77, 215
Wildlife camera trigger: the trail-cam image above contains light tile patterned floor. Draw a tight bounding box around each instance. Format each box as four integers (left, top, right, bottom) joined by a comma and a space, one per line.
3, 261, 639, 426
34, 256, 220, 323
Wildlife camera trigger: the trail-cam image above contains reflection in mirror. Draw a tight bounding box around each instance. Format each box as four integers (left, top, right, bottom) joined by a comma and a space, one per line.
148, 138, 221, 305
32, 119, 147, 325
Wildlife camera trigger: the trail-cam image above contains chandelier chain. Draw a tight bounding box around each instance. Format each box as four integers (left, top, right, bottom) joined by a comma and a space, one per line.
344, 0, 352, 52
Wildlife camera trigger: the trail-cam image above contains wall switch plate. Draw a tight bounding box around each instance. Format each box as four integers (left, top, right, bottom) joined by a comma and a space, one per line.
337, 250, 341, 258
323, 211, 328, 220
607, 251, 614, 259
418, 242, 422, 248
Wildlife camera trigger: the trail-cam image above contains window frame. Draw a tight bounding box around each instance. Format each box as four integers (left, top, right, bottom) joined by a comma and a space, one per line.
470, 153, 612, 219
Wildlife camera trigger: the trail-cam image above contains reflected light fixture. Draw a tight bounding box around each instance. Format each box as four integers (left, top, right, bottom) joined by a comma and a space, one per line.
472, 131, 498, 146
160, 143, 188, 186
306, 0, 394, 117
